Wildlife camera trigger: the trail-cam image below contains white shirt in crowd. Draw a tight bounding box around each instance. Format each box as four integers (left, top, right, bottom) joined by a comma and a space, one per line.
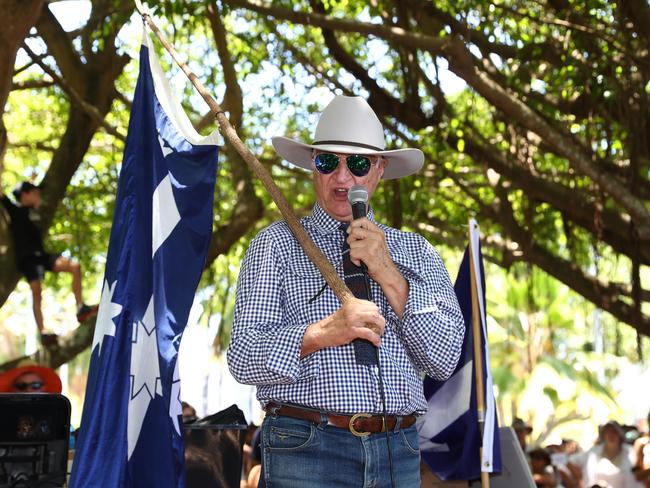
569, 443, 642, 488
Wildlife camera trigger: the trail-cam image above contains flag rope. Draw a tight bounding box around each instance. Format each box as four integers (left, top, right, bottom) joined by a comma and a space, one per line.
134, 3, 353, 305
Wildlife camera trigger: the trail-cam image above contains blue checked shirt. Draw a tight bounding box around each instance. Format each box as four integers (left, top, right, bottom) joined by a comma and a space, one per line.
227, 203, 464, 415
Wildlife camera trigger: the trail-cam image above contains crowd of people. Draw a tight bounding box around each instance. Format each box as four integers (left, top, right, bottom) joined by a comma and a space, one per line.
1, 363, 647, 488
513, 414, 650, 488
235, 414, 650, 488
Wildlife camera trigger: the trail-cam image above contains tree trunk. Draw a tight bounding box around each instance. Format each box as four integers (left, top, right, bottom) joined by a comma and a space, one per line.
0, 0, 45, 167
0, 5, 129, 371
0, 0, 45, 305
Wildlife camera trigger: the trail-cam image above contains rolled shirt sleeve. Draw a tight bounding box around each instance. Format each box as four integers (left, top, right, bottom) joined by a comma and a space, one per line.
391, 234, 465, 381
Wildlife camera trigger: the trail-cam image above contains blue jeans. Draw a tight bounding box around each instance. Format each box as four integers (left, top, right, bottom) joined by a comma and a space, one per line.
260, 413, 421, 487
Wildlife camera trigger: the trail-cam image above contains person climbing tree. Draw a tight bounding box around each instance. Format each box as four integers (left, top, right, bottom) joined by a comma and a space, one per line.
1, 179, 95, 344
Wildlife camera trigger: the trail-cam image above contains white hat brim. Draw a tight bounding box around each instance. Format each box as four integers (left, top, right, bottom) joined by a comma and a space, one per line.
272, 136, 424, 180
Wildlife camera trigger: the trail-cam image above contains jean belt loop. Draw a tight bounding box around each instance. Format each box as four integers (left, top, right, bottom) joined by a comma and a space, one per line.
393, 416, 402, 433
317, 411, 328, 430
269, 403, 280, 418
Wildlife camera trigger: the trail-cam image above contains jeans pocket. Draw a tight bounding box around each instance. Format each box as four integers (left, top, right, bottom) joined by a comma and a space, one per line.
267, 418, 316, 451
399, 426, 420, 455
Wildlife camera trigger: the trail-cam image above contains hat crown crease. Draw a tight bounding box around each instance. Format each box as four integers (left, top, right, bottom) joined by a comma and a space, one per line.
312, 96, 386, 151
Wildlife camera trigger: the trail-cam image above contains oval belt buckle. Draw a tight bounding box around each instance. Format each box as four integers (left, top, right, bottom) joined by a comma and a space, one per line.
349, 412, 372, 437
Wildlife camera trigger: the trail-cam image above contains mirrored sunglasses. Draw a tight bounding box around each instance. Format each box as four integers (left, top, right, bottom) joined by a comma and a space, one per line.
314, 153, 376, 177
13, 381, 44, 391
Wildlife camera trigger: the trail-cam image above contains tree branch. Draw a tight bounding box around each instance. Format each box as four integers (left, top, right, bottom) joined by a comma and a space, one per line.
619, 0, 650, 46
35, 5, 86, 93
418, 156, 650, 336
226, 0, 450, 54
455, 127, 650, 263
203, 2, 264, 265
481, 178, 650, 336
491, 2, 638, 62
0, 314, 97, 372
206, 3, 244, 128
0, 0, 46, 171
309, 0, 433, 129
228, 0, 650, 238
22, 43, 126, 142
11, 78, 55, 90
7, 140, 57, 152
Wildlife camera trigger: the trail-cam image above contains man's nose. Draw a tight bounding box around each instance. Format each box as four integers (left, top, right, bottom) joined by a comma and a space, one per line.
332, 156, 353, 181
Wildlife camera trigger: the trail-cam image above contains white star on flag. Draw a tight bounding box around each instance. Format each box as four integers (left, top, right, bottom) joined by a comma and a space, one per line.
152, 174, 181, 256
92, 279, 122, 356
127, 296, 162, 459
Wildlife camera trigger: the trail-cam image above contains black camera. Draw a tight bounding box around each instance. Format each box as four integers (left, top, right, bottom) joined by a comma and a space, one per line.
0, 394, 70, 488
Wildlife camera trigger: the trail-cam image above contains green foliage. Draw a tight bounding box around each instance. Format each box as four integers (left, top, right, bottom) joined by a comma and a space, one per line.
2, 0, 649, 432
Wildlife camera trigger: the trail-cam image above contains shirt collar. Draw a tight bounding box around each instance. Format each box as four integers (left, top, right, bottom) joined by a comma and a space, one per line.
307, 202, 376, 234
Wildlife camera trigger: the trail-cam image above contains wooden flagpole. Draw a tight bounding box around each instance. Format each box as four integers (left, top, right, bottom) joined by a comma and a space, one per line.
133, 2, 352, 305
468, 220, 490, 488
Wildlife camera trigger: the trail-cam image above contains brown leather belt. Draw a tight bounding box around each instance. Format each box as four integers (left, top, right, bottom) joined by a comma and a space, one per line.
265, 403, 416, 437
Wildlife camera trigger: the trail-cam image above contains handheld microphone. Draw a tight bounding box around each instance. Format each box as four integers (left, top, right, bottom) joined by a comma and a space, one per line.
348, 186, 369, 274
348, 185, 368, 220
346, 185, 377, 365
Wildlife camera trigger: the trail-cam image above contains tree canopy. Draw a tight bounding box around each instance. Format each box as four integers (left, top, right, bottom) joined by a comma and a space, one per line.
0, 0, 648, 371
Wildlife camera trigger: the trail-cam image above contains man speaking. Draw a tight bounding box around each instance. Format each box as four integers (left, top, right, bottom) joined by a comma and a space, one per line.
227, 95, 464, 487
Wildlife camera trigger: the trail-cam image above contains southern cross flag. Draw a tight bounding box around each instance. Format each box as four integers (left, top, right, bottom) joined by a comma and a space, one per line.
417, 219, 501, 481
69, 27, 219, 488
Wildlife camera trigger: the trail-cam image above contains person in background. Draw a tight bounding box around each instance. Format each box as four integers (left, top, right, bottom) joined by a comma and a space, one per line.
513, 417, 534, 453
634, 411, 650, 488
530, 448, 560, 488
568, 421, 641, 488
0, 363, 62, 393
1, 180, 95, 344
181, 401, 198, 423
546, 442, 578, 488
624, 425, 642, 445
242, 425, 262, 488
563, 439, 581, 457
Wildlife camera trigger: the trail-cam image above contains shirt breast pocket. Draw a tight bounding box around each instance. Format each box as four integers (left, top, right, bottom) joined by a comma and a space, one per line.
290, 256, 322, 278
285, 253, 334, 325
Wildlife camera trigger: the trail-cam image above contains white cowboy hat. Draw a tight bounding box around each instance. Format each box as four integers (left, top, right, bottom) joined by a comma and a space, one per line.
272, 95, 424, 179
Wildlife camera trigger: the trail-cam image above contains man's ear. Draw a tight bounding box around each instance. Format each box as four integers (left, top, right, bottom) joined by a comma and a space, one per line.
377, 158, 387, 178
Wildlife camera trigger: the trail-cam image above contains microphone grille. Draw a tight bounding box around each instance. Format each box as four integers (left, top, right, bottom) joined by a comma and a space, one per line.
348, 185, 368, 204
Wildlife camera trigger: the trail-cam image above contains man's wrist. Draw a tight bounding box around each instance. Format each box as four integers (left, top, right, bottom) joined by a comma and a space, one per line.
301, 319, 328, 358
373, 259, 400, 285
375, 264, 408, 319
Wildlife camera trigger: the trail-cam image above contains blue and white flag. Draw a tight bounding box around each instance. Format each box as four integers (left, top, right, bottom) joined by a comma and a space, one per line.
418, 219, 501, 481
69, 27, 219, 488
